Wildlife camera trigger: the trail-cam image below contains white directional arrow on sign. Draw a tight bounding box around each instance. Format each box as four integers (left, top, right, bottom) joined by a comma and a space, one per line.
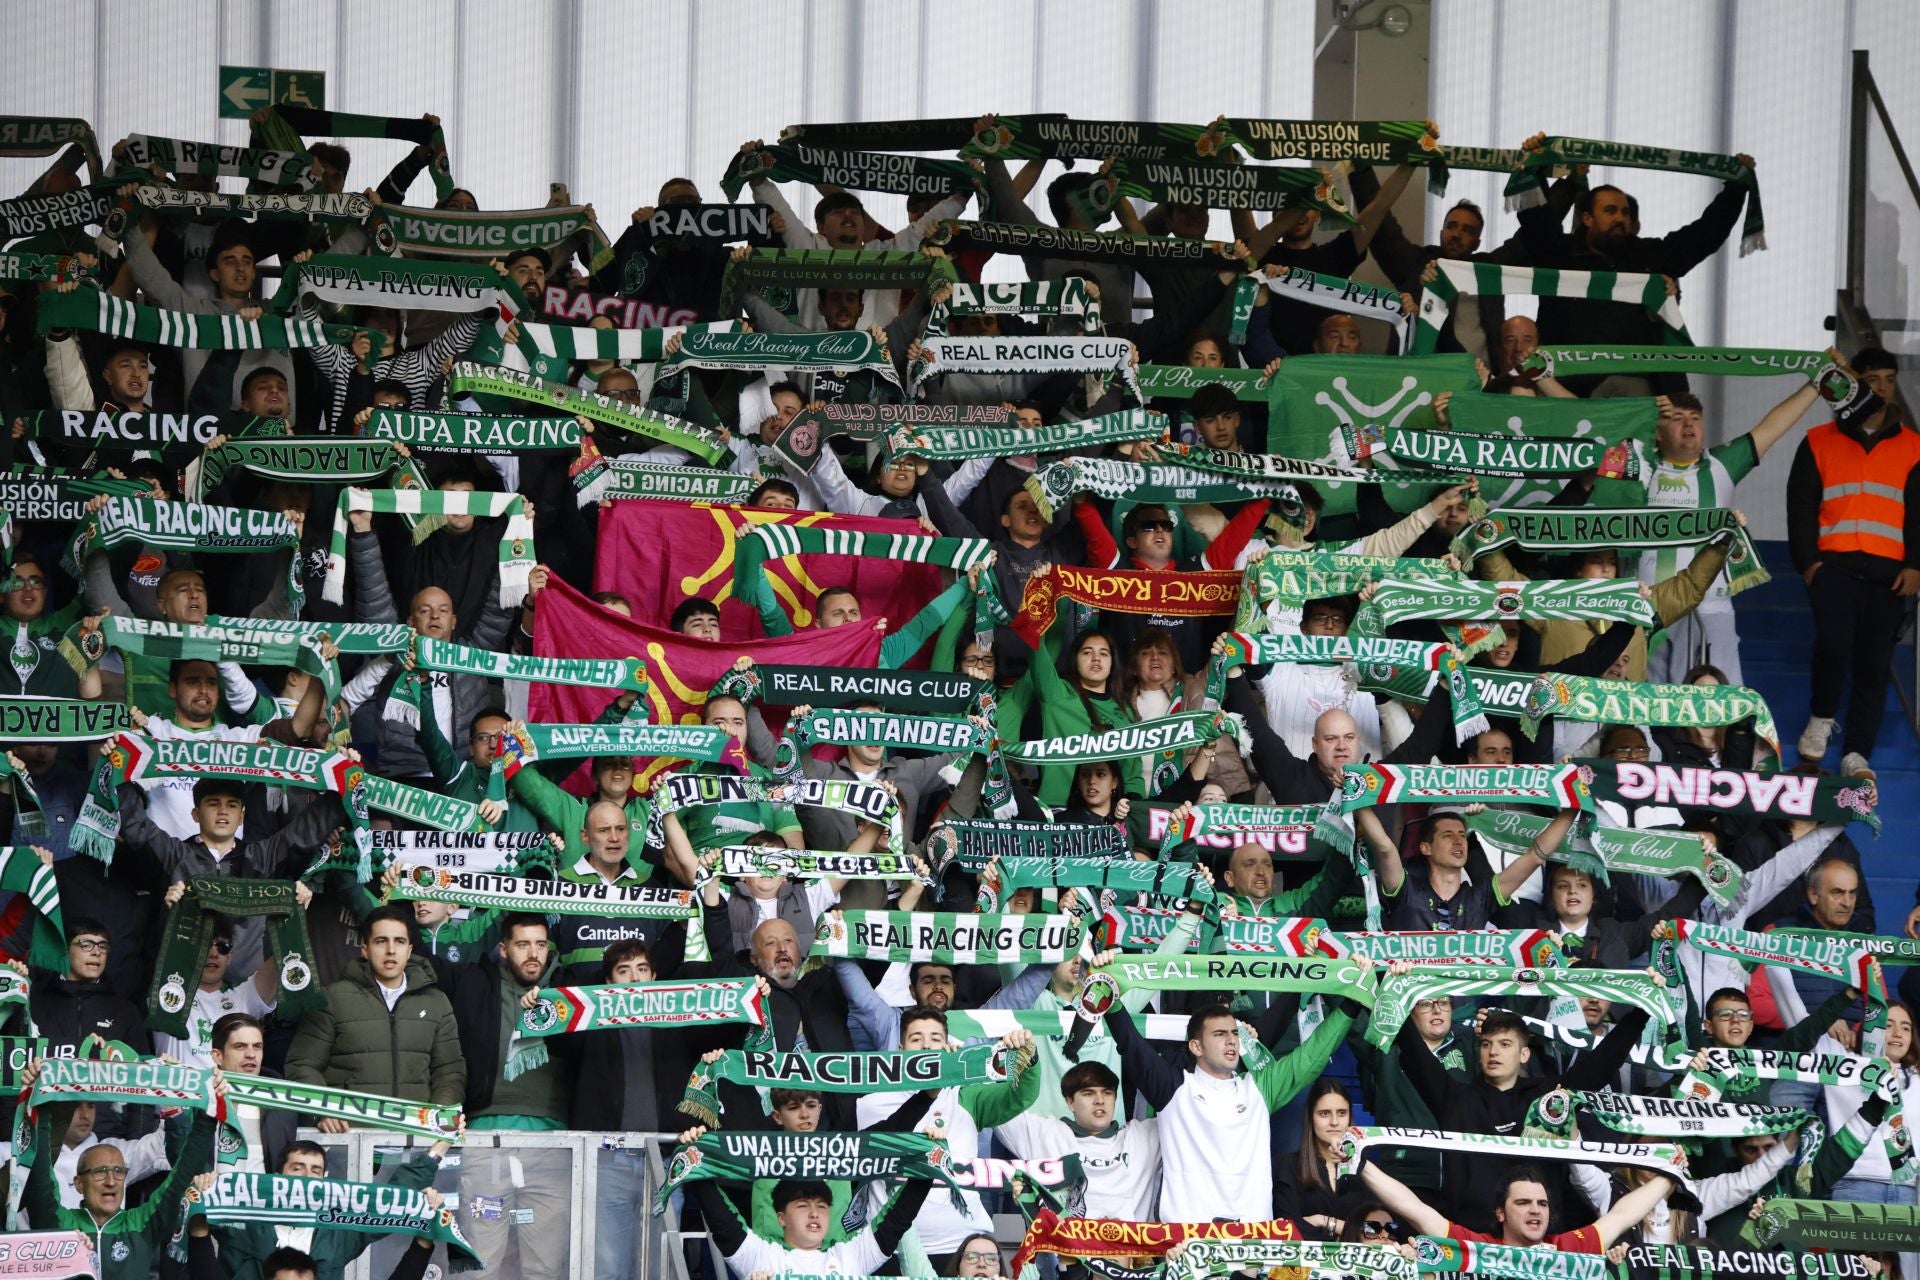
223, 74, 269, 115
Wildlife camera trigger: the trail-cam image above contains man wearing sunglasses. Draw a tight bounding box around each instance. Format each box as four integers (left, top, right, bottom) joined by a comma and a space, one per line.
150, 900, 302, 1069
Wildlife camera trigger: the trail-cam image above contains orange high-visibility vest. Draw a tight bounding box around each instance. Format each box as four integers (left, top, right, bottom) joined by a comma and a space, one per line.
1809, 421, 1920, 560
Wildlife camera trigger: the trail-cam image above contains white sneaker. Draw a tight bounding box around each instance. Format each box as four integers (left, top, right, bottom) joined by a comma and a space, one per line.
1799, 716, 1836, 761
1841, 752, 1874, 779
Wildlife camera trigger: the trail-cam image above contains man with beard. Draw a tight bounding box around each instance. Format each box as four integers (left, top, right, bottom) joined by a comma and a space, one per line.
1515, 157, 1755, 390
1360, 1160, 1677, 1253
435, 914, 571, 1280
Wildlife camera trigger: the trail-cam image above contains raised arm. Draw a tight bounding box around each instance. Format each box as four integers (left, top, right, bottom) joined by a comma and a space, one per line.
1589, 1173, 1675, 1248
1359, 1157, 1450, 1237
1744, 380, 1821, 464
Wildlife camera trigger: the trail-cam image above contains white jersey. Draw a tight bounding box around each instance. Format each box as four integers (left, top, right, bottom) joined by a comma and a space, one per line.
998, 1110, 1161, 1221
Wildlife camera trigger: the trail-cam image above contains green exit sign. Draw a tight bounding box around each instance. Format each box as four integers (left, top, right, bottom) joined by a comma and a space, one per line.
219, 66, 327, 119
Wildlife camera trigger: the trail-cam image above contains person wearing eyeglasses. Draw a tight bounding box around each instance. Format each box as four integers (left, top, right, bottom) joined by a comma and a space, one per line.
29, 917, 149, 1060
18, 1056, 226, 1280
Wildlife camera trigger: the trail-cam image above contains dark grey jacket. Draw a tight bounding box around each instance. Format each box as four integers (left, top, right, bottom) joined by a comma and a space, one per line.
348, 529, 512, 780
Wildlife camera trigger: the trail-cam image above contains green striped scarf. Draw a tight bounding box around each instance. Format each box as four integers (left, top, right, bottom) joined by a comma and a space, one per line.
1336, 1126, 1694, 1193
389, 867, 696, 919
272, 254, 521, 318
133, 184, 373, 223
0, 250, 93, 284
732, 521, 993, 634
1343, 423, 1625, 479
224, 1072, 463, 1143
189, 437, 399, 502
887, 406, 1163, 461
1415, 1236, 1605, 1280
1524, 1087, 1808, 1142
0, 845, 65, 971
322, 486, 532, 608
1414, 260, 1690, 355
1001, 710, 1234, 767
679, 1043, 1011, 1124
1239, 549, 1451, 625
1025, 455, 1359, 524
716, 846, 925, 884
515, 317, 735, 364
571, 454, 760, 506
445, 361, 728, 463
68, 496, 305, 616
1211, 633, 1486, 744
0, 115, 101, 174
38, 287, 371, 350
519, 977, 767, 1039
1179, 1240, 1414, 1280
979, 855, 1214, 913
1249, 264, 1413, 348
100, 615, 340, 701
1742, 1199, 1920, 1250
1337, 760, 1593, 816
189, 1170, 479, 1271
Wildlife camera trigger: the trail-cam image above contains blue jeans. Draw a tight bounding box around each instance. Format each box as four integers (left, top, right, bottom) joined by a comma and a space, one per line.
595, 1149, 651, 1280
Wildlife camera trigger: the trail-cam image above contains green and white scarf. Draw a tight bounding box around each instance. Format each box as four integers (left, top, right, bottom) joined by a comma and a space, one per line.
1362, 575, 1658, 629
38, 287, 369, 350
262, 106, 455, 203
1102, 158, 1352, 217
189, 1170, 480, 1272
1212, 633, 1486, 744
363, 409, 578, 454
0, 250, 93, 284
1524, 1087, 1808, 1142
1742, 1199, 1920, 1250
1075, 955, 1375, 1029
517, 977, 768, 1039
1025, 456, 1342, 523
446, 361, 729, 462
909, 335, 1139, 398
1415, 260, 1690, 355
927, 817, 1129, 874
1617, 1243, 1873, 1280
27, 408, 280, 452
415, 640, 650, 695
656, 1130, 963, 1213
1521, 672, 1780, 749
149, 877, 320, 1037
1252, 264, 1413, 349
1338, 761, 1592, 815
887, 406, 1163, 462
721, 142, 980, 201
74, 495, 301, 566
388, 866, 696, 919
24, 1056, 221, 1118
1158, 803, 1325, 859
731, 521, 994, 633
1335, 1125, 1694, 1193
122, 133, 311, 185
1659, 919, 1888, 1026
322, 485, 532, 607
1226, 115, 1444, 179
651, 770, 900, 832
1465, 808, 1742, 909
768, 401, 1014, 473
572, 454, 760, 506
515, 317, 733, 365
1527, 345, 1825, 381
716, 846, 925, 884
75, 733, 369, 869
1414, 1236, 1606, 1280
369, 202, 611, 270
0, 188, 111, 241
133, 184, 373, 223
715, 247, 953, 320
961, 115, 1225, 161
926, 277, 1102, 337
680, 1043, 1011, 1124
1454, 506, 1766, 596
0, 473, 160, 524
1157, 442, 1380, 491
0, 696, 132, 742
363, 774, 488, 832
979, 856, 1213, 913
223, 1072, 464, 1142
100, 615, 340, 702
815, 909, 1087, 965
272, 254, 520, 318
489, 719, 739, 798
1365, 965, 1674, 1048
1001, 710, 1235, 767
1677, 1046, 1890, 1104
197, 615, 415, 655
1240, 549, 1451, 620
775, 708, 991, 780
662, 327, 901, 388
1505, 138, 1763, 254
1136, 364, 1276, 400
189, 437, 399, 502
354, 829, 557, 878
712, 664, 987, 715
1176, 1240, 1415, 1280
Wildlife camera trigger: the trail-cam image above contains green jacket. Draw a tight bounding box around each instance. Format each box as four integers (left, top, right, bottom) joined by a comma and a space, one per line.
418, 709, 542, 833
996, 606, 1142, 806
510, 768, 655, 879
215, 1150, 443, 1280
283, 956, 467, 1106
24, 1111, 215, 1280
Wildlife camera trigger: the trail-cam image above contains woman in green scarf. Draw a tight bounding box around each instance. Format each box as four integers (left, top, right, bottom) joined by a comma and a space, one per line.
997, 613, 1141, 807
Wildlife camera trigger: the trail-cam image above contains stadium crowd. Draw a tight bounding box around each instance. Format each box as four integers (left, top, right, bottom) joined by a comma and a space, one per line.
0, 96, 1909, 1280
